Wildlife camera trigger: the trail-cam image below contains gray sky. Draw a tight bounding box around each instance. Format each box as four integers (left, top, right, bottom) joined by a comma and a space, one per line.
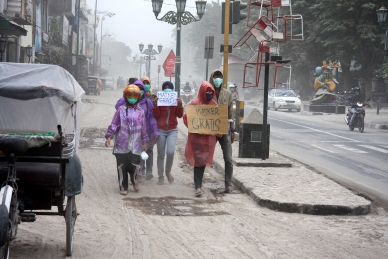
86, 0, 203, 56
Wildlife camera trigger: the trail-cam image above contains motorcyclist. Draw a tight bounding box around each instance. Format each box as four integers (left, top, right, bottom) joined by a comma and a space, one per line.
183, 82, 191, 93
345, 87, 362, 124
229, 83, 239, 100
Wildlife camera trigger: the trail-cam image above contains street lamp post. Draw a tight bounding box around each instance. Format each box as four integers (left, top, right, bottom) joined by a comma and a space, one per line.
25, 45, 33, 63
377, 5, 388, 50
98, 12, 115, 71
151, 0, 207, 97
139, 43, 163, 79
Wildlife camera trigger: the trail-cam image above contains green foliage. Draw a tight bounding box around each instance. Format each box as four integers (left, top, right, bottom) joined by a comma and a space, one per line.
184, 0, 387, 98
42, 16, 67, 65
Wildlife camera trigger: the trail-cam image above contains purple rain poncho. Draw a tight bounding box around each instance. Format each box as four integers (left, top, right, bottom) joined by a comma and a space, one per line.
105, 104, 149, 155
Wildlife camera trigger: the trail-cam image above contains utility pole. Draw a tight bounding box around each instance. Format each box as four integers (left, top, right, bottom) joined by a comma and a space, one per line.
75, 0, 80, 80
222, 0, 230, 89
92, 0, 97, 75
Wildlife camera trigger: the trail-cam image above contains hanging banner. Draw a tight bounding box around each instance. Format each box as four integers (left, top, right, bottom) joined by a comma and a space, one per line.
185, 105, 229, 135
35, 2, 42, 52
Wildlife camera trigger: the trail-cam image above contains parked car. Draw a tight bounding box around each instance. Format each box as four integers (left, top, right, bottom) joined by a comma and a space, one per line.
268, 89, 301, 112
100, 77, 115, 90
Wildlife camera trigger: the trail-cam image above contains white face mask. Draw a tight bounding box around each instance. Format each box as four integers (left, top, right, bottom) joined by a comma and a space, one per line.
213, 78, 223, 88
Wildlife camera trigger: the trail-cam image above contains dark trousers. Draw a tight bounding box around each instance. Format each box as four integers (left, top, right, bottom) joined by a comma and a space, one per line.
194, 166, 206, 189
115, 152, 140, 191
217, 134, 233, 187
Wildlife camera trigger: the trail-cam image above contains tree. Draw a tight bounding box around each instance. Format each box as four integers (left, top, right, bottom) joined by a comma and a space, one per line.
42, 16, 67, 66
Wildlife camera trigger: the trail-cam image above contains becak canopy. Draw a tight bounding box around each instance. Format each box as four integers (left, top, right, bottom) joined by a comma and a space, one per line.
0, 63, 84, 135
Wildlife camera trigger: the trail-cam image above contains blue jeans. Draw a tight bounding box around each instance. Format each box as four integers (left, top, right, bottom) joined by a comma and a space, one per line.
157, 129, 178, 178
217, 134, 233, 187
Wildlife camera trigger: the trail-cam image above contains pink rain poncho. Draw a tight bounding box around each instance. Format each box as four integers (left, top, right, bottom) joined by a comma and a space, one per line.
183, 81, 217, 167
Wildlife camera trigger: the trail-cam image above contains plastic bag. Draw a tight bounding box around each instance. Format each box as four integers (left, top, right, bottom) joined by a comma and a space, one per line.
141, 151, 149, 160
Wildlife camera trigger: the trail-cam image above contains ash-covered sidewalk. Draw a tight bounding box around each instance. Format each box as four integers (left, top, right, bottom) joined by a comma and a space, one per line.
177, 118, 371, 216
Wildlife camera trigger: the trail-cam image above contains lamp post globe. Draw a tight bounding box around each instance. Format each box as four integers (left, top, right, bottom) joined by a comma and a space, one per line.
158, 44, 163, 53
139, 43, 144, 52
377, 5, 388, 29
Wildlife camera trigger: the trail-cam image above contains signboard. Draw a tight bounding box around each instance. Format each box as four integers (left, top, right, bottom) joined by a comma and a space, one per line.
185, 105, 229, 135
157, 91, 178, 106
163, 50, 176, 77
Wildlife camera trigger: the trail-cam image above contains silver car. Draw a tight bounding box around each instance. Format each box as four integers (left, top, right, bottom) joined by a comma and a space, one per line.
268, 89, 301, 112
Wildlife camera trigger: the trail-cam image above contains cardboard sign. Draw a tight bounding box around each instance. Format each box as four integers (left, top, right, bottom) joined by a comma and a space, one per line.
185, 105, 229, 135
157, 91, 177, 106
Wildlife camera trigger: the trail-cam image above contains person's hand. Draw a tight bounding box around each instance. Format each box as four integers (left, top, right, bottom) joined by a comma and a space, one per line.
231, 132, 235, 144
216, 133, 223, 138
177, 98, 183, 107
153, 135, 160, 146
153, 97, 158, 107
105, 137, 111, 147
143, 143, 148, 151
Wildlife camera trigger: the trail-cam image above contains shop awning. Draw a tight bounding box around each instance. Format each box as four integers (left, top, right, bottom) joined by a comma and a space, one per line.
0, 15, 28, 36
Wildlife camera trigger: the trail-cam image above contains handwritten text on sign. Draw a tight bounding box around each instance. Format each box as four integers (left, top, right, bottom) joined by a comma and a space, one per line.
157, 91, 177, 106
186, 105, 228, 135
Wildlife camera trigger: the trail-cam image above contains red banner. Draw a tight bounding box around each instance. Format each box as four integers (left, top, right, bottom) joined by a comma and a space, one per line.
163, 50, 176, 77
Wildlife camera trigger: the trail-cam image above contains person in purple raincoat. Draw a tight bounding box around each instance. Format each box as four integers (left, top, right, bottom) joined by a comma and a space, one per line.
105, 85, 149, 195
115, 80, 160, 181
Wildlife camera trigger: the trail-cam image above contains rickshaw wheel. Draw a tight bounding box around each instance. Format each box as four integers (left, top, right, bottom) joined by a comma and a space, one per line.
65, 196, 77, 256
0, 242, 9, 259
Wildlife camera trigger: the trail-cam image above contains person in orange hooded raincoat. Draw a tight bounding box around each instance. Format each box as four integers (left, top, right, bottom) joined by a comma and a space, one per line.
183, 81, 217, 197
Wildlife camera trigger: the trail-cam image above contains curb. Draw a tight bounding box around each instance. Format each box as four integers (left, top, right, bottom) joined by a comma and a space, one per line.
233, 177, 371, 216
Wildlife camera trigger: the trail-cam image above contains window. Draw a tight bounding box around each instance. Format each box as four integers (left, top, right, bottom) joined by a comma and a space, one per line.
251, 131, 262, 143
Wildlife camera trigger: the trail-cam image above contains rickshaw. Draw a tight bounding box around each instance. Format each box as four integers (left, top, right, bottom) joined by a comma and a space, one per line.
86, 76, 102, 95
0, 63, 84, 257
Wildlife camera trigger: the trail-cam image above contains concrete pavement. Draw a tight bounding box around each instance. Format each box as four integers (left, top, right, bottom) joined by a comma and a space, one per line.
177, 115, 373, 216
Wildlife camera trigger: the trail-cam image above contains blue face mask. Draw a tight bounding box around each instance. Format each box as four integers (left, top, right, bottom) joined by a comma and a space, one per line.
213, 78, 223, 88
127, 98, 137, 104
164, 88, 173, 92
206, 93, 213, 101
144, 84, 151, 91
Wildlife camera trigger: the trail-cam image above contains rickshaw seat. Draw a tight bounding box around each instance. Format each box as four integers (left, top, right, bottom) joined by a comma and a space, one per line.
0, 162, 61, 187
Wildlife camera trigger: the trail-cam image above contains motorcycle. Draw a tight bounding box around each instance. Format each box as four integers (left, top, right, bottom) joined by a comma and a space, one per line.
344, 102, 365, 133
182, 89, 192, 104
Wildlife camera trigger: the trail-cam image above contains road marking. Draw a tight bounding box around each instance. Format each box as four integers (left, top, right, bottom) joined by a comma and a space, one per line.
358, 145, 388, 153
270, 117, 360, 142
311, 144, 337, 153
333, 144, 368, 153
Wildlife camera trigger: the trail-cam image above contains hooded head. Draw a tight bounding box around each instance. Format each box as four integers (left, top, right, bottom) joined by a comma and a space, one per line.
128, 77, 138, 85
162, 81, 174, 92
133, 80, 146, 99
123, 84, 141, 105
209, 69, 224, 88
198, 81, 216, 104
140, 76, 151, 92
353, 87, 360, 96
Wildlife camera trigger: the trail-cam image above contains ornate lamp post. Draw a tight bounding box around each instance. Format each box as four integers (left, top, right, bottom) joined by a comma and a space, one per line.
139, 43, 163, 79
25, 45, 33, 63
377, 5, 388, 50
151, 0, 207, 97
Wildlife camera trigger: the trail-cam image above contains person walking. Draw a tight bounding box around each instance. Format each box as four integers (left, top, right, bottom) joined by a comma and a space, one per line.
105, 84, 149, 195
141, 76, 156, 101
183, 81, 217, 196
209, 69, 235, 193
152, 81, 184, 185
114, 80, 160, 181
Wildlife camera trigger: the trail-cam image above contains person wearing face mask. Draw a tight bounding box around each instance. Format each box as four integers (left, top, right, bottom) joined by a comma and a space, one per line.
140, 76, 154, 100
152, 81, 184, 185
183, 81, 217, 196
209, 69, 235, 193
105, 85, 149, 195
114, 80, 160, 181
